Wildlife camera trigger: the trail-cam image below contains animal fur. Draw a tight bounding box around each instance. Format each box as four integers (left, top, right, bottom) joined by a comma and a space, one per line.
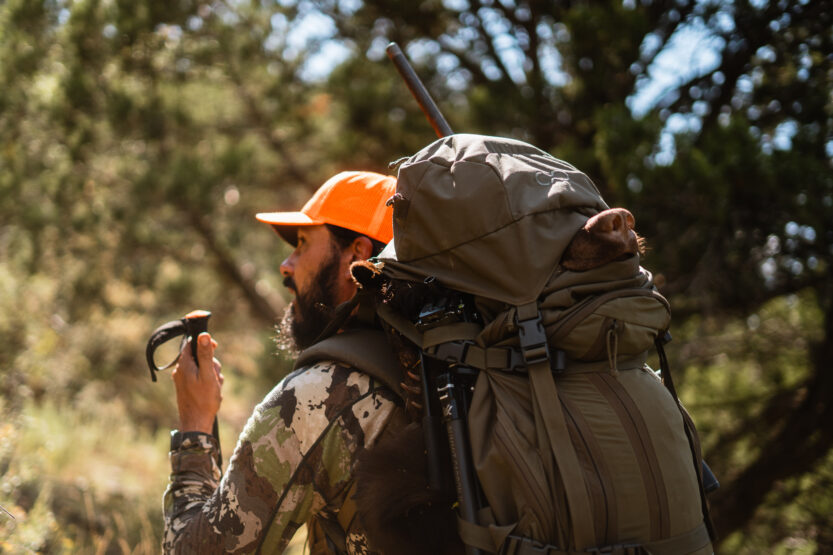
561, 208, 646, 271
353, 422, 463, 555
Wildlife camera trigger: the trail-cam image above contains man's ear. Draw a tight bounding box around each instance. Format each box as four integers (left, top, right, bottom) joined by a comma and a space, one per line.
350, 235, 374, 263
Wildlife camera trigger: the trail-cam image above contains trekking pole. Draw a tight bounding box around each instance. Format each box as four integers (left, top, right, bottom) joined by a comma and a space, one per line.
419, 354, 452, 492
386, 42, 454, 138
146, 310, 223, 469
437, 368, 484, 555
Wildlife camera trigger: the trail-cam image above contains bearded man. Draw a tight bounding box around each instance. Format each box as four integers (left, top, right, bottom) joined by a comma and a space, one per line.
162, 171, 401, 554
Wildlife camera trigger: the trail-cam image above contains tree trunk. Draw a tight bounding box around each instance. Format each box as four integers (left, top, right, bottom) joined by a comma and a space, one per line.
710, 283, 833, 544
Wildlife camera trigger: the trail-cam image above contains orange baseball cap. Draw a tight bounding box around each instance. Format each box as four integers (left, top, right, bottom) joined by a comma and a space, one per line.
256, 171, 397, 246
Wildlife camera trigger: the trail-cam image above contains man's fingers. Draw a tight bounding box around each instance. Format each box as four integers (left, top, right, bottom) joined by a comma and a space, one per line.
213, 358, 224, 385
172, 339, 196, 383
196, 333, 215, 379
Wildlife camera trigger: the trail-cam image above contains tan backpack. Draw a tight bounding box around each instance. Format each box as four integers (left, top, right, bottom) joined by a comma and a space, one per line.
303, 134, 715, 554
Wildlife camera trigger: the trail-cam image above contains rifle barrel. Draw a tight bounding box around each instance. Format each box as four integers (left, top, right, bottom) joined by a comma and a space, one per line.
386, 42, 454, 138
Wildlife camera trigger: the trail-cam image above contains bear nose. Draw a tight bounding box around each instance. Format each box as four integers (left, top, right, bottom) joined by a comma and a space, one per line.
608, 208, 634, 231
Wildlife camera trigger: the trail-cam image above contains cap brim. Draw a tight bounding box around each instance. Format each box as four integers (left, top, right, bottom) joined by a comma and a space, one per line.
255, 211, 319, 226
256, 211, 323, 247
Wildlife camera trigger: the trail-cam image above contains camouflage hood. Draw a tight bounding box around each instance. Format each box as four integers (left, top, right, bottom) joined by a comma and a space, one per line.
377, 133, 609, 305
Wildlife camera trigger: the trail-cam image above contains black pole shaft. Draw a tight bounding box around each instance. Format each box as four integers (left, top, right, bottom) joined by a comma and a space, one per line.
421, 355, 449, 492
438, 374, 485, 555
386, 42, 454, 138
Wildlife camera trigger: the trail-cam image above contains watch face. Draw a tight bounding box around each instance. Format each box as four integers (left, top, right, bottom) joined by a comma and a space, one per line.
170, 430, 183, 450
170, 430, 197, 450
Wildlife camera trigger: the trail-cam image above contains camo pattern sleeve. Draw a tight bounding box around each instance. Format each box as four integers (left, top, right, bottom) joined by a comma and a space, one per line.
163, 361, 399, 554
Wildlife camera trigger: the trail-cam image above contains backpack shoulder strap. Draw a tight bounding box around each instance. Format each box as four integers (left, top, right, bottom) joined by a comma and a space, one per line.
295, 328, 404, 553
293, 327, 404, 399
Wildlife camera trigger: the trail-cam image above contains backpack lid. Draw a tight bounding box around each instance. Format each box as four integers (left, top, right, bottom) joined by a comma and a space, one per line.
377, 134, 609, 305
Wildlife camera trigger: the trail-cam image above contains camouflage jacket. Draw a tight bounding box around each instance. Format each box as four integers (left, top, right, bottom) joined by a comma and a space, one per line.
163, 360, 399, 554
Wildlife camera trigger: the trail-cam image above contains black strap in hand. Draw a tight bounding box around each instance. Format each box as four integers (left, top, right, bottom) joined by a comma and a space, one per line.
145, 310, 211, 382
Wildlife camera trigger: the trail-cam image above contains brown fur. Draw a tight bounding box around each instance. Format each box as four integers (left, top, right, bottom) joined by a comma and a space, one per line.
352, 260, 428, 420
353, 422, 462, 555
561, 208, 645, 271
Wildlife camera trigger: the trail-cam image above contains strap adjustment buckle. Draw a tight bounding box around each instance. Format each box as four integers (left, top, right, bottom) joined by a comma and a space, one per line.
516, 310, 550, 367
430, 340, 473, 365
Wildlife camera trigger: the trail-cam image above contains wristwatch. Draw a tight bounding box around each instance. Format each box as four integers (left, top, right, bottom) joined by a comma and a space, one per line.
169, 430, 208, 450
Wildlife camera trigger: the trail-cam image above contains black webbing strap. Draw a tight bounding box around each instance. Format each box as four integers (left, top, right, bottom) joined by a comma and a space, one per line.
654, 332, 678, 399
311, 293, 364, 345
315, 514, 348, 555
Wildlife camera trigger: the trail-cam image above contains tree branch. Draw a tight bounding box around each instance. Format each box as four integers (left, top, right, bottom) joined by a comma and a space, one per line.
189, 209, 284, 325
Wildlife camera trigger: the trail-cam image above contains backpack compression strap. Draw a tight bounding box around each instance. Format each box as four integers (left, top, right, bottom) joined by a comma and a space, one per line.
516, 302, 597, 549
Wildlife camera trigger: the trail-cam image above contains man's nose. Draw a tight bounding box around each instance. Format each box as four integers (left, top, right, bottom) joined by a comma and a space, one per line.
280, 254, 294, 278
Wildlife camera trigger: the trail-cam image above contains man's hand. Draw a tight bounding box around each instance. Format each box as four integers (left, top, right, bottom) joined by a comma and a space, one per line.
172, 332, 224, 434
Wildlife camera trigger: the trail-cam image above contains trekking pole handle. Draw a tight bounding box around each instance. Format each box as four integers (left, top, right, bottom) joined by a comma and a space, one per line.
146, 310, 212, 381
186, 310, 210, 364
145, 310, 223, 470
386, 42, 454, 138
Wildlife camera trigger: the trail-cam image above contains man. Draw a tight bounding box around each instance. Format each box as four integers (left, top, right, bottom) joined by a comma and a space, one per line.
163, 171, 401, 554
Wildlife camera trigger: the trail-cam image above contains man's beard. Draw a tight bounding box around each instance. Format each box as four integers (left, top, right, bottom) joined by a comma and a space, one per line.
275, 247, 341, 353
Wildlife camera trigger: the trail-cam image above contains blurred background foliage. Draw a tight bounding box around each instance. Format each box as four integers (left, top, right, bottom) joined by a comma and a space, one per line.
0, 0, 830, 552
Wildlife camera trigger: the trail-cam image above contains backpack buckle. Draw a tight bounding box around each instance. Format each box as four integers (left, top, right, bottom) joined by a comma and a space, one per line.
430, 340, 473, 365
516, 311, 550, 367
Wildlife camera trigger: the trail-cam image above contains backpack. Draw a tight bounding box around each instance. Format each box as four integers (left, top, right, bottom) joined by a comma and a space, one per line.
300, 134, 715, 554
